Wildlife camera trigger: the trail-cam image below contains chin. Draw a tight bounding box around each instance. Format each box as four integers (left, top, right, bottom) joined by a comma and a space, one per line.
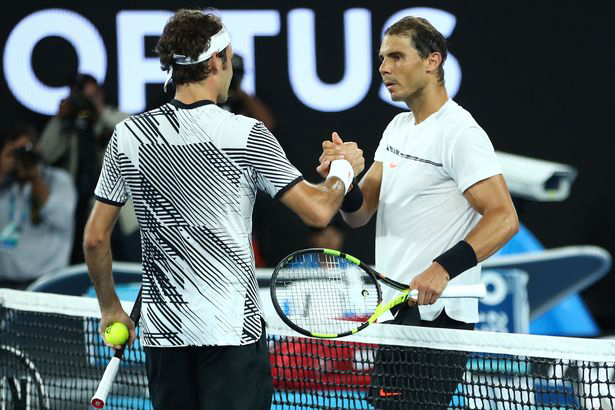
217, 93, 228, 104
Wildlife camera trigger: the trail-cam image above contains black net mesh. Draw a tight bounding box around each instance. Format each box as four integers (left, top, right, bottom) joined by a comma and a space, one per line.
1, 291, 614, 409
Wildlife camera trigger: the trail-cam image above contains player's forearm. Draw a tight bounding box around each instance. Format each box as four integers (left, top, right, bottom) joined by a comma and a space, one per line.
341, 200, 375, 228
302, 178, 346, 228
281, 178, 346, 228
84, 235, 122, 314
464, 207, 519, 261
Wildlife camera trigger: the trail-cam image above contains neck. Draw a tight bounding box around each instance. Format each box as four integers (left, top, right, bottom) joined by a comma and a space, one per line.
405, 83, 449, 125
174, 79, 218, 104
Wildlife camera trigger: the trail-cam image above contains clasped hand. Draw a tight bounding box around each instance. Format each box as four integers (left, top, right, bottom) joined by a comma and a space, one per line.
316, 132, 365, 179
407, 262, 450, 306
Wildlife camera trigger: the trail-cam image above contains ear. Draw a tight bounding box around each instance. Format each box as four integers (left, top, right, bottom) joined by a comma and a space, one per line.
208, 53, 222, 75
425, 52, 443, 75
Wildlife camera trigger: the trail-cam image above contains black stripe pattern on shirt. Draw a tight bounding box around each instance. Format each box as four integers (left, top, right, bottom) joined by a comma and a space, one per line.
94, 104, 301, 347
386, 145, 443, 167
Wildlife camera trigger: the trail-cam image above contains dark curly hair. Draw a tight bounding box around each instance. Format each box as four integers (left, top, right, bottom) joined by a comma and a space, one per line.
385, 16, 448, 84
156, 9, 228, 86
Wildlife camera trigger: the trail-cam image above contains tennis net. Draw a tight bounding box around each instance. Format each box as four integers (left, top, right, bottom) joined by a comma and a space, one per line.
1, 288, 614, 409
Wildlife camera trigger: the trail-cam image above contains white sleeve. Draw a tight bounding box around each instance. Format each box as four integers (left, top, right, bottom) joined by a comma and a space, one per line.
94, 129, 128, 206
246, 123, 303, 199
374, 125, 391, 162
445, 126, 502, 193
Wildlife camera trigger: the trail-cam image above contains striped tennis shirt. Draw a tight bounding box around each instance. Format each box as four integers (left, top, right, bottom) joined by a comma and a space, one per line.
94, 99, 302, 347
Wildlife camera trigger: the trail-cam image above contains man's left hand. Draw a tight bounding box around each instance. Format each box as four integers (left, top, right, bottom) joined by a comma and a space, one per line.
408, 262, 450, 306
316, 132, 364, 178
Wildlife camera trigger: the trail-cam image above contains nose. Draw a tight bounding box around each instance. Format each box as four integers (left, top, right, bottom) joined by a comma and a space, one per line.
379, 59, 390, 76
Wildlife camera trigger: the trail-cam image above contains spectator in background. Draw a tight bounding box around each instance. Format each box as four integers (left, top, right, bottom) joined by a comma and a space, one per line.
0, 124, 76, 289
39, 74, 132, 263
219, 54, 276, 130
40, 74, 129, 184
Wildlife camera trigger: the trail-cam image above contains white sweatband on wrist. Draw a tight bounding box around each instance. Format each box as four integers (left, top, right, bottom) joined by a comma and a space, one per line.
327, 159, 354, 194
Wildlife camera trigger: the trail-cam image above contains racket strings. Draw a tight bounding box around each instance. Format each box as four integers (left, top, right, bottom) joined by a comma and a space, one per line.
274, 253, 380, 335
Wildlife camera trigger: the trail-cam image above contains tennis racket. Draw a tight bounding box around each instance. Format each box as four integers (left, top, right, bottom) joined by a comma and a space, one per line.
91, 288, 142, 409
270, 248, 486, 339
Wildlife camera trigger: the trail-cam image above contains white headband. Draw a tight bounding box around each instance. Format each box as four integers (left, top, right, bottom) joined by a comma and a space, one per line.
163, 27, 231, 92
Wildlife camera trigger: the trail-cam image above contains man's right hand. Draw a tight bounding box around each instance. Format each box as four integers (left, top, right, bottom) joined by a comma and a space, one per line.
316, 132, 365, 178
100, 308, 137, 350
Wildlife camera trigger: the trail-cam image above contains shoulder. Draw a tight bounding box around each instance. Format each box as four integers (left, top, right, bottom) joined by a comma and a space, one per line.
440, 100, 483, 131
440, 100, 490, 144
381, 111, 413, 142
113, 104, 175, 141
120, 105, 166, 128
385, 111, 413, 131
229, 112, 260, 133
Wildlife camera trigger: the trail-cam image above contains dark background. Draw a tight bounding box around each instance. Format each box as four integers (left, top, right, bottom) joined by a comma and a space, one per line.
1, 1, 613, 330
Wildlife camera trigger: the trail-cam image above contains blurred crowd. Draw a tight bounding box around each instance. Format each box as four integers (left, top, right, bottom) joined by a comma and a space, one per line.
0, 54, 346, 289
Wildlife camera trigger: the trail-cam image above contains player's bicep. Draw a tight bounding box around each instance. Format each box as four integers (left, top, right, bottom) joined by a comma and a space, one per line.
84, 201, 122, 245
463, 174, 515, 216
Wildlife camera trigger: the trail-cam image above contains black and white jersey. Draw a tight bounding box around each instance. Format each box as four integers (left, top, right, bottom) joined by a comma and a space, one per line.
94, 100, 303, 347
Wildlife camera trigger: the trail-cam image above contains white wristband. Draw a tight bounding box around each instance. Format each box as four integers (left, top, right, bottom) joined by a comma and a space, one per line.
327, 159, 353, 194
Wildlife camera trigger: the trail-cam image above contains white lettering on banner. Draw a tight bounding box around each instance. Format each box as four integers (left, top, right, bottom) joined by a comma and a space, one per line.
3, 7, 461, 115
379, 8, 462, 108
117, 10, 280, 113
3, 9, 106, 115
218, 10, 281, 96
288, 8, 372, 112
116, 11, 173, 114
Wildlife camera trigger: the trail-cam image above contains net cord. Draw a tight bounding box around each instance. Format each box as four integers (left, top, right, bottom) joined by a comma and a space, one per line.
2, 288, 614, 363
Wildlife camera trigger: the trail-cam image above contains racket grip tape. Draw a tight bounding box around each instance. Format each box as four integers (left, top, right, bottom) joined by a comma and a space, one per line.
408, 284, 486, 299
91, 357, 120, 408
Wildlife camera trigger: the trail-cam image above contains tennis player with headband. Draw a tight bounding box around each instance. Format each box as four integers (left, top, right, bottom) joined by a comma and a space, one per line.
318, 16, 519, 408
84, 9, 364, 410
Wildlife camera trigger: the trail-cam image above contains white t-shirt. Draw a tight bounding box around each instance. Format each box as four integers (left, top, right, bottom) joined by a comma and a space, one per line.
374, 99, 501, 323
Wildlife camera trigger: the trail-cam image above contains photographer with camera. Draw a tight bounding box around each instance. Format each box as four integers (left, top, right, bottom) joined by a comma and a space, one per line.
0, 124, 77, 289
39, 74, 129, 263
40, 74, 129, 179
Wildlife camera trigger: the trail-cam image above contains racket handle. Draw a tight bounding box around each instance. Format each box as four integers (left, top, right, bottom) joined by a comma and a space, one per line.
408, 284, 486, 299
91, 357, 120, 408
92, 288, 142, 408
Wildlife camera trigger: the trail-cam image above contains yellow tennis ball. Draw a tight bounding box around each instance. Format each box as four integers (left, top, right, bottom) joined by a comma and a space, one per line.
105, 322, 129, 345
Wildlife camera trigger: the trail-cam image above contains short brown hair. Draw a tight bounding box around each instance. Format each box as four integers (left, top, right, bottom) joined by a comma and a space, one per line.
385, 17, 448, 84
156, 9, 228, 86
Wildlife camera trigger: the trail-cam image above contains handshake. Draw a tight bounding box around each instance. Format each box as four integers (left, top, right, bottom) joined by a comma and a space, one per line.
316, 132, 365, 185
